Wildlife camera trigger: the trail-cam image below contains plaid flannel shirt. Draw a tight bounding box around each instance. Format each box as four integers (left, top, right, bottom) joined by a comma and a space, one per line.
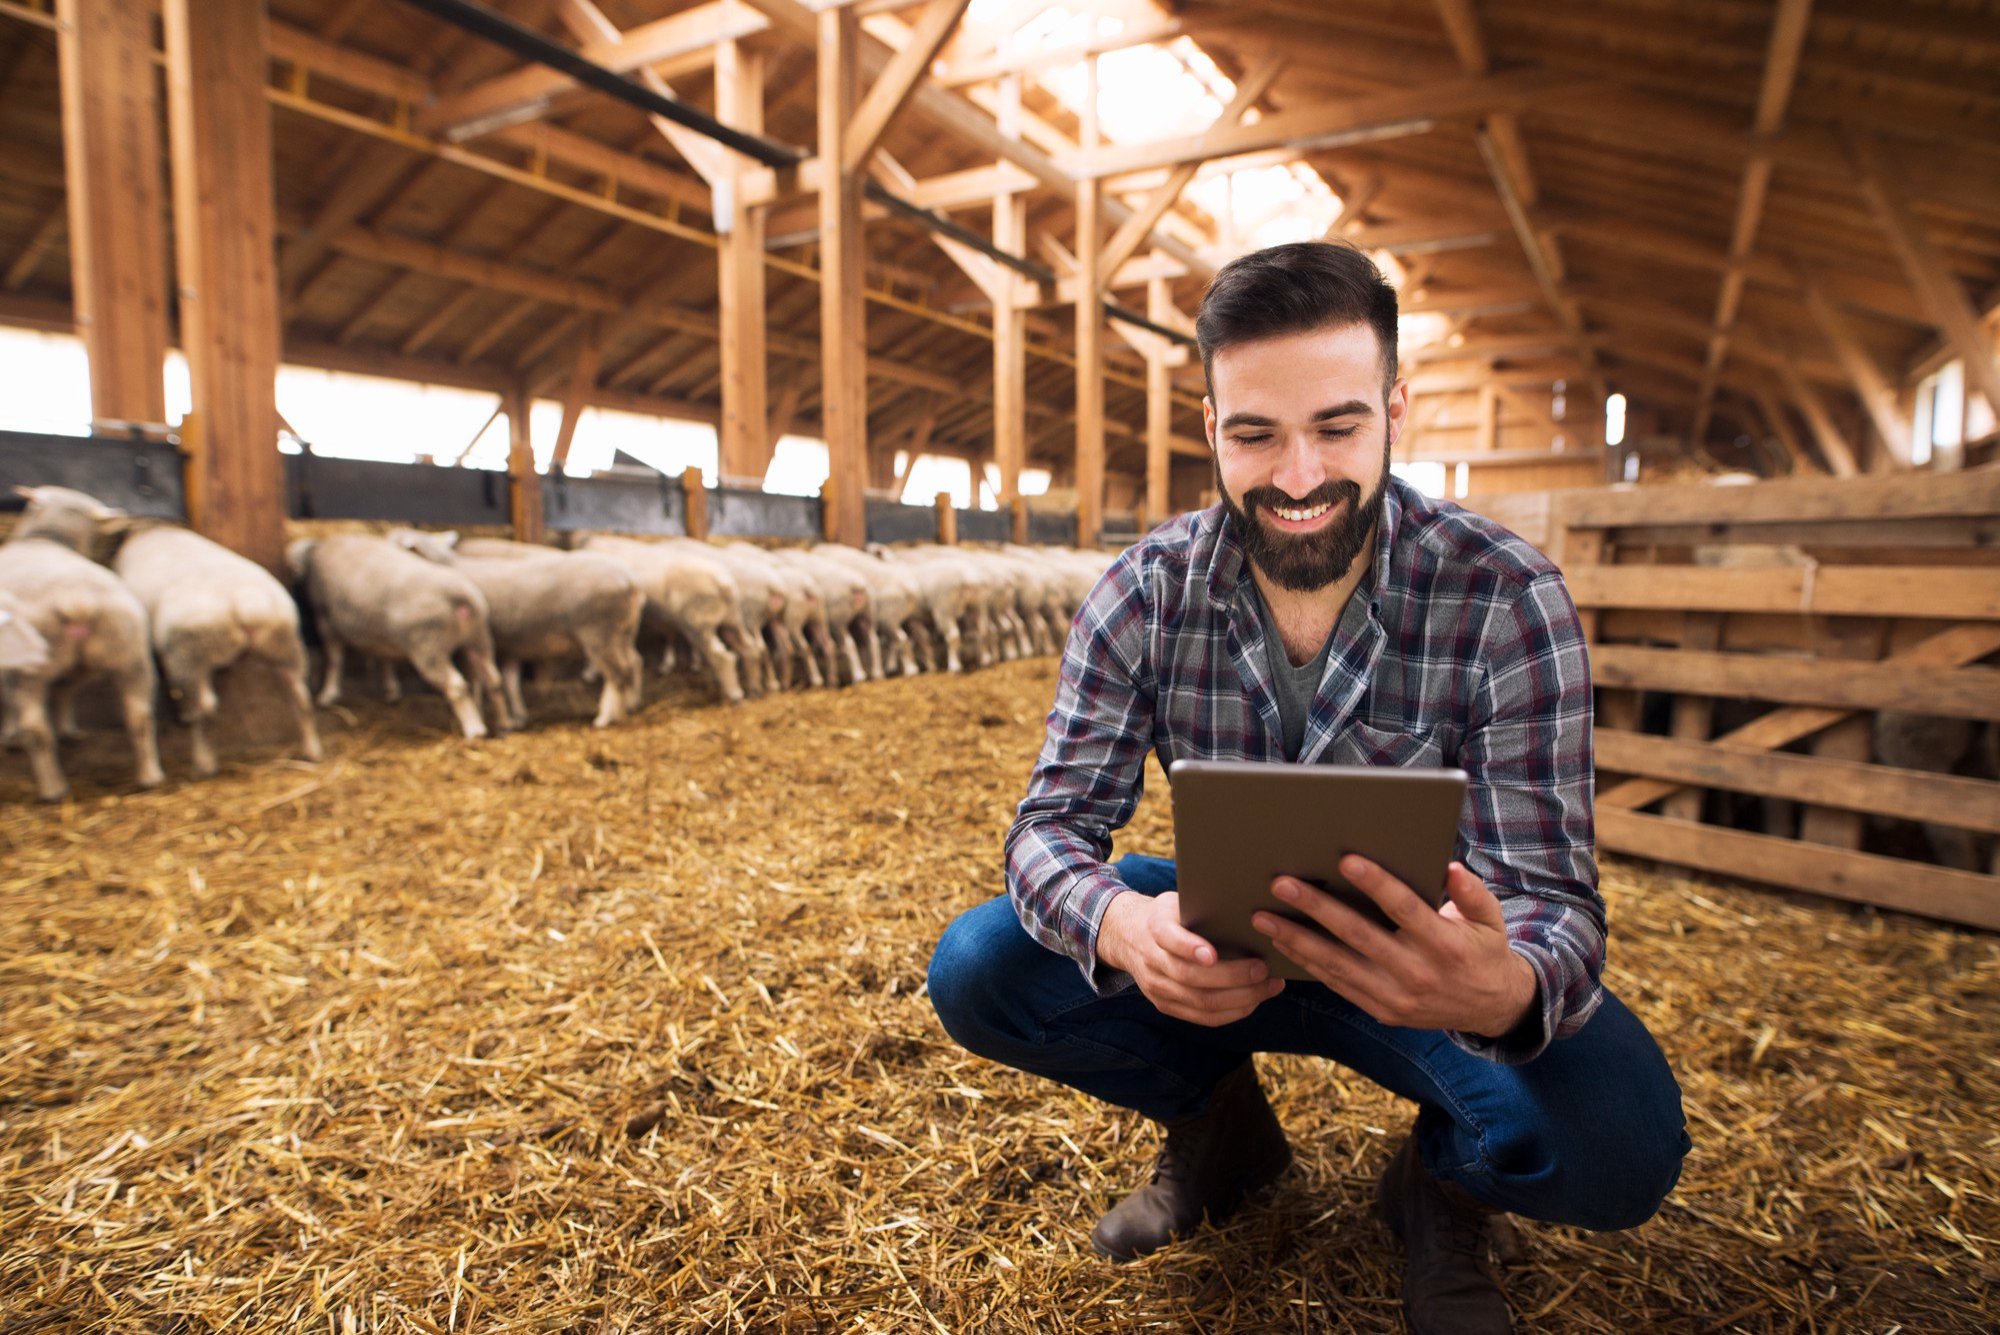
1004, 476, 1605, 1064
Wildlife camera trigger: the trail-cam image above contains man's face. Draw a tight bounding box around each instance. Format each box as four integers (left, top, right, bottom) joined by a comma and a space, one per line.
1203, 323, 1408, 594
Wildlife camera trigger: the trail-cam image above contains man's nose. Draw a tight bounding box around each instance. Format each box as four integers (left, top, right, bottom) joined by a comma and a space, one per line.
1269, 432, 1329, 499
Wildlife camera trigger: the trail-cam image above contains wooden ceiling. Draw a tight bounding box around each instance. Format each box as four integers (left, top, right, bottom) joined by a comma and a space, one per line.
1, 0, 1996, 481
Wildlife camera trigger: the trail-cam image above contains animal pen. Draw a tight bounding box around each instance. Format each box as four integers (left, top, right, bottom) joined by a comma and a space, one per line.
3, 0, 1999, 1332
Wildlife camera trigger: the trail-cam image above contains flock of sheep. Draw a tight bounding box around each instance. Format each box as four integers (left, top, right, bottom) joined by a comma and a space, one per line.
0, 485, 1116, 802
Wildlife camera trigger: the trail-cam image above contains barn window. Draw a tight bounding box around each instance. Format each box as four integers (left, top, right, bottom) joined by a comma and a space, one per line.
1606, 393, 1628, 447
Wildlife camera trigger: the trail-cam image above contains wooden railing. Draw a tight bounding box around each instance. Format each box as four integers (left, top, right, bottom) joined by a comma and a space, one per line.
1468, 468, 2000, 931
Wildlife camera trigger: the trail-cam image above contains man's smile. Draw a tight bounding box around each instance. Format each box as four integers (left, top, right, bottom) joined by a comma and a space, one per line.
1261, 495, 1344, 531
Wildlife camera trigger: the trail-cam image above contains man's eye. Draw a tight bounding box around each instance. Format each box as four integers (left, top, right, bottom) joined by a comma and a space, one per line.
1321, 427, 1359, 440
1231, 434, 1272, 446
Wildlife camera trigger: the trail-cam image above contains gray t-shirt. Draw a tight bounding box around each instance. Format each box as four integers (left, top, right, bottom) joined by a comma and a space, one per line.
1250, 583, 1336, 761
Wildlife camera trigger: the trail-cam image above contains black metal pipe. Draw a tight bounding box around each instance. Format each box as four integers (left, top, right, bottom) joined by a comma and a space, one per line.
1105, 303, 1199, 349
394, 0, 806, 167
395, 0, 1198, 351
861, 182, 1054, 286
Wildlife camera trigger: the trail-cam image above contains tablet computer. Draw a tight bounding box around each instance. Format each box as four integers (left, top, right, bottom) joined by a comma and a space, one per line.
1166, 759, 1468, 982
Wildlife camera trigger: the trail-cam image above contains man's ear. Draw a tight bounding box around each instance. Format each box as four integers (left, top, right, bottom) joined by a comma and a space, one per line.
1201, 395, 1217, 452
1385, 378, 1410, 448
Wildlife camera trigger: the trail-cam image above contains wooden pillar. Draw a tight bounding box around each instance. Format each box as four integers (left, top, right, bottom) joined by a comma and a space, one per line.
164, 0, 284, 570
57, 0, 169, 427
682, 465, 709, 540
504, 381, 542, 545
992, 75, 1027, 532
1663, 613, 1722, 823
934, 491, 956, 546
715, 40, 770, 489
1475, 383, 1500, 454
817, 4, 868, 547
1073, 57, 1105, 548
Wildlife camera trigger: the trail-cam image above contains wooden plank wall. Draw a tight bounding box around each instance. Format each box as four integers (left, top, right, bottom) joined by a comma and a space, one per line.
1465, 469, 2000, 931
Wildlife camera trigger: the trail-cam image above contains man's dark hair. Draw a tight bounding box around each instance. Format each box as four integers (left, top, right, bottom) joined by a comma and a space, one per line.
1195, 241, 1400, 399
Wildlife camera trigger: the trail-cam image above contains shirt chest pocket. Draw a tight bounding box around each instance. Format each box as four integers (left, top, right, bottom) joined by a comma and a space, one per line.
1323, 718, 1450, 769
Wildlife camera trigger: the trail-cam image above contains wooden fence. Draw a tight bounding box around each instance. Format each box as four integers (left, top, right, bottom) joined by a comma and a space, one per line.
1469, 468, 2000, 932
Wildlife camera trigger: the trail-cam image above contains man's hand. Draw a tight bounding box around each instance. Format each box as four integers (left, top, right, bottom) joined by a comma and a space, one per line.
1098, 890, 1285, 1027
1251, 857, 1537, 1037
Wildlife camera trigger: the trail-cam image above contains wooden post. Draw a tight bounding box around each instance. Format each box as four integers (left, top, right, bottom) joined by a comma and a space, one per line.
1074, 57, 1105, 548
504, 381, 542, 545
1475, 383, 1500, 454
57, 0, 169, 427
1011, 494, 1028, 545
715, 40, 770, 489
549, 327, 602, 475
817, 4, 868, 546
992, 75, 1027, 519
935, 491, 957, 546
682, 465, 709, 540
1143, 272, 1173, 528
1663, 613, 1722, 823
164, 0, 284, 571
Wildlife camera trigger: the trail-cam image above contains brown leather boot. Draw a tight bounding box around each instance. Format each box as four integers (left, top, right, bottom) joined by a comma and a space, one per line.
1376, 1133, 1513, 1333
1089, 1061, 1292, 1261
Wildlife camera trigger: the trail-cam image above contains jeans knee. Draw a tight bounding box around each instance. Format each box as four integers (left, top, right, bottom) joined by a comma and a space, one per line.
927, 900, 1026, 1055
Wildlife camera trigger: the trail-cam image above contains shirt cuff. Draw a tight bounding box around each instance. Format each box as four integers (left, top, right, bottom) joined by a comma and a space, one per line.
1445, 940, 1559, 1065
1066, 868, 1139, 998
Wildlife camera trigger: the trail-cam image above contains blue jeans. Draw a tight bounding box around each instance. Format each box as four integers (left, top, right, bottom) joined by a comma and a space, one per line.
928, 854, 1692, 1232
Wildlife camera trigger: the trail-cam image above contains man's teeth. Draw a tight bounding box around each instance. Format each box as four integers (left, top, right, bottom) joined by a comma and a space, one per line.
1269, 500, 1332, 522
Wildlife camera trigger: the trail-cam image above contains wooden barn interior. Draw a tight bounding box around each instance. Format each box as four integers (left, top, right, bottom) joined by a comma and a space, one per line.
1, 0, 1997, 1329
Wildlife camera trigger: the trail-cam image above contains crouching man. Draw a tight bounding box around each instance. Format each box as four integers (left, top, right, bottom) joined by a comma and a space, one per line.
927, 242, 1690, 1333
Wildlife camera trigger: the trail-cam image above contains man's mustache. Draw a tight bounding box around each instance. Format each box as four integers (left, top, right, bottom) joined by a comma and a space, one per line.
1240, 479, 1360, 514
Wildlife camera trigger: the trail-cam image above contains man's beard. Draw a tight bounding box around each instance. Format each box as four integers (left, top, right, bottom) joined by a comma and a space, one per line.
1217, 435, 1391, 594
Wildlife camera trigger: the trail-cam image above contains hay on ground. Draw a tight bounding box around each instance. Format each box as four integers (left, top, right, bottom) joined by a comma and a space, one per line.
2, 661, 1995, 1332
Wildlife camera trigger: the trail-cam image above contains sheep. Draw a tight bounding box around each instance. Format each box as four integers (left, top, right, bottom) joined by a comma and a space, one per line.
574, 533, 750, 704
809, 544, 927, 678
387, 529, 644, 729
712, 542, 826, 690
770, 548, 872, 685
0, 486, 164, 799
651, 538, 780, 697
287, 533, 505, 740
112, 520, 323, 777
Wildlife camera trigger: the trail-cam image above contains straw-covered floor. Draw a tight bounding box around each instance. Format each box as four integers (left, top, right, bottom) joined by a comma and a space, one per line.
2, 661, 1995, 1332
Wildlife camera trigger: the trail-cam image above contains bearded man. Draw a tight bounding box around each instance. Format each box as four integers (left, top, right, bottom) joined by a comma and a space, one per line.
927, 242, 1690, 1333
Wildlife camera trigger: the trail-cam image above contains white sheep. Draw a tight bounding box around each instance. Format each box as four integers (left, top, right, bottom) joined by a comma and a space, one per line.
287, 533, 505, 740
0, 486, 164, 799
112, 521, 323, 777
388, 529, 644, 729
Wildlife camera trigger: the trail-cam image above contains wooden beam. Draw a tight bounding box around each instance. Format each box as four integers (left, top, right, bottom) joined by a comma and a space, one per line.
1796, 265, 1910, 466
1849, 131, 2000, 418
503, 379, 542, 544
1143, 273, 1175, 528
165, 0, 284, 570
57, 0, 170, 425
842, 0, 969, 172
1775, 350, 1859, 476
1567, 565, 2000, 622
278, 144, 421, 303
1751, 385, 1814, 473
991, 76, 1026, 515
715, 39, 769, 488
417, 0, 769, 139
1074, 58, 1104, 549
933, 16, 1179, 88
1066, 67, 1587, 179
1689, 0, 1814, 446
1476, 125, 1602, 402
1098, 56, 1283, 281
1590, 644, 2000, 722
549, 325, 603, 474
1597, 808, 2000, 933
818, 3, 868, 546
2, 203, 63, 291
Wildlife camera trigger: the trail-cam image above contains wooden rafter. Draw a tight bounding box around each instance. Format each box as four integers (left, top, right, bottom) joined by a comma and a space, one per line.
843, 0, 970, 172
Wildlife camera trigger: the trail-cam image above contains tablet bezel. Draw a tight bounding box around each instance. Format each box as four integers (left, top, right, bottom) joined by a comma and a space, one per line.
1163, 759, 1469, 983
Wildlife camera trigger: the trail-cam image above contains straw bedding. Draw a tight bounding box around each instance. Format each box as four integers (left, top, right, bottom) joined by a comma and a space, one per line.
2, 661, 1995, 1332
